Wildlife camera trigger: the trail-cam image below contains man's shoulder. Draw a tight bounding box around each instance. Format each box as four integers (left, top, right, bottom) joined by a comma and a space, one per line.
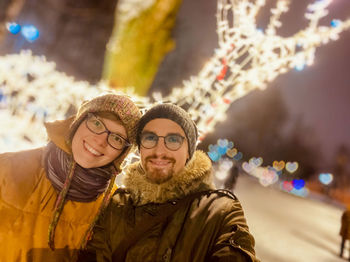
195, 189, 238, 202
193, 189, 244, 213
208, 189, 237, 200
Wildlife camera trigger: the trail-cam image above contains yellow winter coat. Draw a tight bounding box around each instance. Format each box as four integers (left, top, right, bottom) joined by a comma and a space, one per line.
0, 118, 112, 262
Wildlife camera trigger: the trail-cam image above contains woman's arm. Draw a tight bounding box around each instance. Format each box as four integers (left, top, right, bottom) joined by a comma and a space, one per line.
0, 147, 43, 208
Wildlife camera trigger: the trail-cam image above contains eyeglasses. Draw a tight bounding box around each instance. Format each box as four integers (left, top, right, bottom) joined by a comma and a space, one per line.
85, 113, 130, 150
140, 132, 185, 151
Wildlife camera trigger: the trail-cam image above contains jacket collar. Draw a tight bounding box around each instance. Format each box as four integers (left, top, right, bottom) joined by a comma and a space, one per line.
44, 116, 75, 154
122, 150, 215, 205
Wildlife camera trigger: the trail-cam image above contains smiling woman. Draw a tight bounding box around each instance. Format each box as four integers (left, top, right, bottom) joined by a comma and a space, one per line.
72, 112, 129, 168
0, 93, 141, 262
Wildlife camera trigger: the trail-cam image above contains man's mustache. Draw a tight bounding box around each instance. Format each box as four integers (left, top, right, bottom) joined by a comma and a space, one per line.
145, 155, 175, 164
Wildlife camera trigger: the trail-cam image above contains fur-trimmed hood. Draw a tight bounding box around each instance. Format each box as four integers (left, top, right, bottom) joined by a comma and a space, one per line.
122, 150, 215, 205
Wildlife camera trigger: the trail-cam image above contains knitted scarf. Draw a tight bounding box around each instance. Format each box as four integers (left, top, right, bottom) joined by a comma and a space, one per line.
44, 142, 113, 202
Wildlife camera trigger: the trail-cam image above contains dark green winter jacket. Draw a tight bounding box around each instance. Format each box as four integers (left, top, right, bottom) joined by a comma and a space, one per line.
80, 151, 259, 262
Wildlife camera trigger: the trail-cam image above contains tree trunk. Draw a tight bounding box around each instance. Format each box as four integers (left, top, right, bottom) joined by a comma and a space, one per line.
103, 0, 182, 96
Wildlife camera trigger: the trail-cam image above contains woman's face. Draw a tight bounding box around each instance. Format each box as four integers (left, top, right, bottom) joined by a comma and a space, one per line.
71, 115, 128, 168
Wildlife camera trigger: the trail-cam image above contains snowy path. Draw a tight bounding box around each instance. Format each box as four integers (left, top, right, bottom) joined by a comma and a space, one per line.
234, 176, 347, 262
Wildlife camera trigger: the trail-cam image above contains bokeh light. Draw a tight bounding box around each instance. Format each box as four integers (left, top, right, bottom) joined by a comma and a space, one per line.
319, 173, 334, 185
21, 25, 39, 42
6, 22, 21, 35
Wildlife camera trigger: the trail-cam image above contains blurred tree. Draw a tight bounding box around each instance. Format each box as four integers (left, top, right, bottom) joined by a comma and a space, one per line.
0, 0, 198, 95
103, 0, 182, 96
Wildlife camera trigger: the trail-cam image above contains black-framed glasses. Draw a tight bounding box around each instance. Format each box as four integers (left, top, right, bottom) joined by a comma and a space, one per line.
140, 132, 185, 151
85, 113, 130, 150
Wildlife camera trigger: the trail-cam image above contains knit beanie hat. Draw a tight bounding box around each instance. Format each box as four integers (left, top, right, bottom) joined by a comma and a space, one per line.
68, 93, 141, 171
136, 103, 198, 160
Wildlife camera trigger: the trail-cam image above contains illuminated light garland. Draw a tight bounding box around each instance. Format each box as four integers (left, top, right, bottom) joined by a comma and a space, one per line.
1, 0, 350, 158
160, 0, 350, 139
0, 50, 150, 153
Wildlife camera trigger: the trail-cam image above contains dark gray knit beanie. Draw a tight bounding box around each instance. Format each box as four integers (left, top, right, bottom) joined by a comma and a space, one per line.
136, 103, 198, 160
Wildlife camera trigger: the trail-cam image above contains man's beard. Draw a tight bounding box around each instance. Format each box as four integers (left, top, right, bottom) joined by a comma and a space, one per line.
144, 156, 176, 184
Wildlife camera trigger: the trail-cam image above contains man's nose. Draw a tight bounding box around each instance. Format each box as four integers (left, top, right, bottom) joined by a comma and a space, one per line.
153, 137, 167, 155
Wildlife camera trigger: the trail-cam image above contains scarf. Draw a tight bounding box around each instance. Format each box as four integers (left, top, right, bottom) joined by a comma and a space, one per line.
44, 142, 113, 202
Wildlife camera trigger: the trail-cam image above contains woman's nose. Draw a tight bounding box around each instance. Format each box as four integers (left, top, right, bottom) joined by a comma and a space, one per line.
94, 132, 109, 147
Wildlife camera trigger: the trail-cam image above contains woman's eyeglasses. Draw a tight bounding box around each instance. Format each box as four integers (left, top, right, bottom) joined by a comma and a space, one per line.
85, 113, 130, 150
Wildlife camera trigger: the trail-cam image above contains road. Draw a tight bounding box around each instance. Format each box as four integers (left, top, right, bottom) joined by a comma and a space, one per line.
233, 175, 346, 262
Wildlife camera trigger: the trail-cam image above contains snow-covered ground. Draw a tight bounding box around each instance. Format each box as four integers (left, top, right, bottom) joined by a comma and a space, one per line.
235, 175, 347, 262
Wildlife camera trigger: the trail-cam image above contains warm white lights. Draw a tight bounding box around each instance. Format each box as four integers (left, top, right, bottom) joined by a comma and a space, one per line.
1, 0, 349, 154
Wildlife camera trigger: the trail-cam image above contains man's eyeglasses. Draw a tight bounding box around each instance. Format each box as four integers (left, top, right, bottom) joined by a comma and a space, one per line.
85, 113, 130, 150
140, 132, 185, 151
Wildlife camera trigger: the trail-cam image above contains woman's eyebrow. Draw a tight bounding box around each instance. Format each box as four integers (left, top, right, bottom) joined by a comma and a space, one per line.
98, 116, 128, 139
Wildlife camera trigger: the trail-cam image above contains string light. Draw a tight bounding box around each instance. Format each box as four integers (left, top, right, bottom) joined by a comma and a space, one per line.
1, 0, 349, 157
164, 0, 350, 140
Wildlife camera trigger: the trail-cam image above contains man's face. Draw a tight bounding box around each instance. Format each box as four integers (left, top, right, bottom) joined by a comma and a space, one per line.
140, 119, 189, 184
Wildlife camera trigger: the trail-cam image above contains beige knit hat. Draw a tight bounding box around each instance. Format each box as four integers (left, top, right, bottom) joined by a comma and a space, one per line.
68, 93, 141, 171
